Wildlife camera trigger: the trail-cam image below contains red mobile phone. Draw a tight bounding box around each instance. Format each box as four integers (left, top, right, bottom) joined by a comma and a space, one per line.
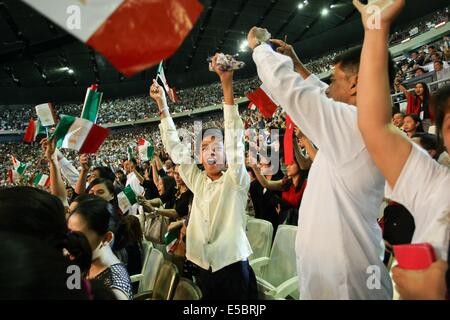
393, 243, 436, 270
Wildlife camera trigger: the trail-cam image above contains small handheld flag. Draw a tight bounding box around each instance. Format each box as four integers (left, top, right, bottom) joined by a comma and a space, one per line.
51, 115, 110, 154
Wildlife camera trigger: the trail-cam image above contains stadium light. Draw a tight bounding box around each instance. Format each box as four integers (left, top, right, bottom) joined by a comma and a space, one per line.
298, 3, 304, 9
68, 69, 74, 74
239, 40, 248, 52
321, 8, 329, 16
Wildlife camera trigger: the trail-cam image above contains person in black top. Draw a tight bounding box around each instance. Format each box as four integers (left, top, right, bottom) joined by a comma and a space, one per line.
141, 166, 192, 220
121, 215, 143, 294
68, 195, 133, 300
249, 156, 284, 234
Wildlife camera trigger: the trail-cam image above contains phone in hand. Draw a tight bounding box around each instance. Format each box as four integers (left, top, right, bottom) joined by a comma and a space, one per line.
393, 243, 436, 270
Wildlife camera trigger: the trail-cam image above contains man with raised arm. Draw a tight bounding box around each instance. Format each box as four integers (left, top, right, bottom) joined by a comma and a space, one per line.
149, 54, 256, 300
354, 0, 449, 300
246, 24, 394, 299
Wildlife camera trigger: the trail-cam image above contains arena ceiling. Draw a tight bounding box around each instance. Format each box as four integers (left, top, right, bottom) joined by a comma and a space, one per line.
0, 0, 448, 105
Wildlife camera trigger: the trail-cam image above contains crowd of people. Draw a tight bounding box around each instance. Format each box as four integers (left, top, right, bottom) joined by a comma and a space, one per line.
300, 7, 449, 75
0, 0, 449, 301
0, 77, 261, 132
1, 7, 448, 132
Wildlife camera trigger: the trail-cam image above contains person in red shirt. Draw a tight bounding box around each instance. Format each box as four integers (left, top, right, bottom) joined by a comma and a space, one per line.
396, 81, 433, 132
248, 133, 310, 226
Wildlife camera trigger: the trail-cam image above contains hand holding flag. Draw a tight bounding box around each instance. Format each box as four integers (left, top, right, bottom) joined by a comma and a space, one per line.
40, 138, 57, 163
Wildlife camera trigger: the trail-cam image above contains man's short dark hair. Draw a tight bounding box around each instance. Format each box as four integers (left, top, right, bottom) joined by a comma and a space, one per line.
411, 133, 438, 152
333, 46, 396, 86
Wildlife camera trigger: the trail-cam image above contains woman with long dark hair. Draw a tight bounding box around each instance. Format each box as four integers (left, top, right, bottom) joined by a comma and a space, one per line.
396, 81, 433, 133
68, 194, 133, 300
87, 178, 121, 216
249, 135, 311, 227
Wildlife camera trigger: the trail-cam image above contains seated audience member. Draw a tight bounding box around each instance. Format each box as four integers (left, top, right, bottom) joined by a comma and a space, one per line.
354, 0, 449, 300
435, 60, 450, 85
402, 114, 423, 138
88, 178, 120, 215
0, 231, 116, 300
249, 139, 310, 227
411, 133, 439, 160
68, 195, 133, 300
122, 215, 143, 293
392, 112, 405, 129
0, 187, 92, 276
396, 81, 433, 133
248, 155, 284, 232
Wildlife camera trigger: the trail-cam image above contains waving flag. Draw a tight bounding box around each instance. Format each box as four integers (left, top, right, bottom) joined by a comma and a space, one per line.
137, 139, 154, 161
35, 103, 56, 126
7, 169, 14, 184
11, 156, 27, 175
284, 116, 294, 165
33, 173, 51, 188
22, 0, 203, 77
246, 84, 279, 119
157, 62, 180, 103
81, 84, 103, 123
24, 119, 46, 143
117, 185, 138, 214
51, 115, 110, 154
127, 146, 134, 161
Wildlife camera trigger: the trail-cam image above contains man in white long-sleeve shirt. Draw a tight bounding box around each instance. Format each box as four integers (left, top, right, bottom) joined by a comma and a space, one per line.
149, 55, 256, 300
248, 29, 393, 300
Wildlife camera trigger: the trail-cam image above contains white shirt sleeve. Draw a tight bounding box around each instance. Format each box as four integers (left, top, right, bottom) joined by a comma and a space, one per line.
223, 104, 250, 189
252, 43, 363, 165
385, 143, 450, 259
57, 149, 79, 188
159, 117, 201, 192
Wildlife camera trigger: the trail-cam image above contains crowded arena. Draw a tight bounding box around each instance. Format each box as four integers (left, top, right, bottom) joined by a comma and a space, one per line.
0, 0, 449, 303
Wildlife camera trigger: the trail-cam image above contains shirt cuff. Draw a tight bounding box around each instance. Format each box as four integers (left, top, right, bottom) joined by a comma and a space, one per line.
223, 103, 239, 119
253, 43, 273, 55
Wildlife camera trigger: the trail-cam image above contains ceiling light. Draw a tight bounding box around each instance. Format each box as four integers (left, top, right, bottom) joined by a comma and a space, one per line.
239, 40, 248, 52
321, 8, 329, 16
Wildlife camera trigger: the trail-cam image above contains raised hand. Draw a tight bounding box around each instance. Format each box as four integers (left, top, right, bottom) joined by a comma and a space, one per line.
269, 39, 300, 64
79, 153, 91, 172
40, 138, 57, 162
247, 26, 271, 50
211, 53, 233, 82
149, 79, 167, 109
353, 0, 405, 30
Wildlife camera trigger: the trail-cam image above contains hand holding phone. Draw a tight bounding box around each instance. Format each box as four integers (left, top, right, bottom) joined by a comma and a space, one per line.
393, 243, 436, 270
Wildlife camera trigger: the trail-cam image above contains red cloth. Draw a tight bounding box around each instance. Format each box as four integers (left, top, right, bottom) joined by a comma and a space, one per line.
246, 87, 278, 119
282, 179, 307, 208
284, 116, 294, 165
406, 94, 434, 121
23, 118, 36, 143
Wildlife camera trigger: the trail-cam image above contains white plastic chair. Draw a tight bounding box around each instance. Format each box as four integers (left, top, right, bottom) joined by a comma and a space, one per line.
250, 225, 299, 300
130, 248, 164, 294
246, 218, 273, 262
141, 239, 153, 264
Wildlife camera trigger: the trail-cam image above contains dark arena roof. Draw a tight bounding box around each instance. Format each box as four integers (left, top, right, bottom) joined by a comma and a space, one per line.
0, 0, 448, 105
